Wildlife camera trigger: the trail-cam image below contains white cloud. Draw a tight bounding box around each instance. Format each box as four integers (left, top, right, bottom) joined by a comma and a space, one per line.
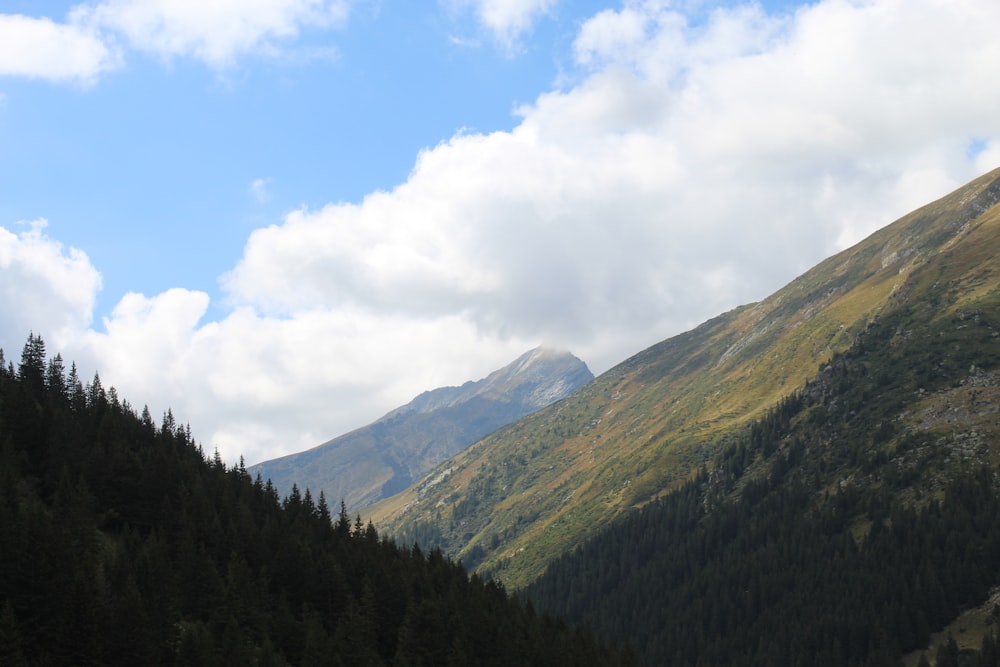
0, 13, 121, 84
72, 0, 351, 68
250, 177, 271, 203
224, 0, 1000, 368
448, 0, 558, 52
448, 34, 482, 48
973, 140, 1000, 175
211, 0, 1000, 464
68, 294, 529, 465
0, 0, 350, 84
0, 220, 101, 352
191, 307, 528, 464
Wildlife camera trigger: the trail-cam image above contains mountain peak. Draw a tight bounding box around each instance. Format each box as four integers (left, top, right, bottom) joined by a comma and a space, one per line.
479, 347, 590, 406
507, 346, 575, 378
397, 347, 590, 416
249, 348, 593, 510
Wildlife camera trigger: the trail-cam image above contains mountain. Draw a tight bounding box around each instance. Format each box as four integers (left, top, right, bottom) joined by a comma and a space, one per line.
367, 164, 1000, 601
0, 336, 631, 665
250, 347, 593, 511
522, 169, 1000, 665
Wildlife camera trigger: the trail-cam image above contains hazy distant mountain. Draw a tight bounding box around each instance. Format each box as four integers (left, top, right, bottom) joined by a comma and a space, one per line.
249, 347, 593, 510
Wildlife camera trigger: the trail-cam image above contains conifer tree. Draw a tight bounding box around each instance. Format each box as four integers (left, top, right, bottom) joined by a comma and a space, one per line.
17, 333, 46, 401
45, 354, 66, 403
337, 500, 351, 537
86, 372, 106, 410
317, 490, 332, 525
66, 362, 84, 411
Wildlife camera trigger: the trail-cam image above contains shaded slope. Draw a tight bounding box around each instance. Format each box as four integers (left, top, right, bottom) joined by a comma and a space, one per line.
0, 337, 630, 666
526, 246, 1000, 665
368, 166, 1000, 588
250, 347, 592, 511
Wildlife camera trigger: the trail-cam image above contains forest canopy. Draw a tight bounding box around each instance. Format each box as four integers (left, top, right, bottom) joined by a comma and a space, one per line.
0, 334, 632, 666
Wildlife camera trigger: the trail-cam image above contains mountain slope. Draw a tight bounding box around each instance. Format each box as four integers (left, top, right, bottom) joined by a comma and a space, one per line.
250, 347, 592, 510
368, 166, 1000, 588
526, 201, 1000, 664
0, 336, 631, 666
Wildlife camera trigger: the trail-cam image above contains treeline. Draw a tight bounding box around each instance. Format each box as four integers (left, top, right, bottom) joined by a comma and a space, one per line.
526, 302, 1000, 666
528, 443, 1000, 666
0, 335, 633, 666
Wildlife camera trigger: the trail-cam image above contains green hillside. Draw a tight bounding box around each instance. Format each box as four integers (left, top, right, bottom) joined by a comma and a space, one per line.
526, 241, 1000, 664
368, 166, 1000, 593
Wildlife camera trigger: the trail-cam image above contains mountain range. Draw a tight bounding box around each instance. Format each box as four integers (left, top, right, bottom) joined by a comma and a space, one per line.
366, 166, 1000, 663
249, 347, 593, 510
5, 166, 1000, 665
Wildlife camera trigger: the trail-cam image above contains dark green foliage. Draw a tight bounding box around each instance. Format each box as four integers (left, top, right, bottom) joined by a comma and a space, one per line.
0, 336, 631, 666
526, 303, 1000, 666
912, 630, 1000, 667
529, 434, 1000, 666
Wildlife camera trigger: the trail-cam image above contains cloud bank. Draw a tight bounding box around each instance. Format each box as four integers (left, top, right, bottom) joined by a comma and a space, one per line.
3, 0, 1000, 468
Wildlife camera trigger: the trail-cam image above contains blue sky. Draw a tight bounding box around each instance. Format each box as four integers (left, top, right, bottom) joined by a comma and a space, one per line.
2, 1, 589, 317
2, 0, 999, 467
1, 0, 797, 320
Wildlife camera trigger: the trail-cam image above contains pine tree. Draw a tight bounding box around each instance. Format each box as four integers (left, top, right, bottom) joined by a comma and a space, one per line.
66, 362, 84, 411
337, 501, 351, 537
318, 491, 332, 525
17, 333, 46, 402
45, 353, 67, 403
86, 372, 107, 410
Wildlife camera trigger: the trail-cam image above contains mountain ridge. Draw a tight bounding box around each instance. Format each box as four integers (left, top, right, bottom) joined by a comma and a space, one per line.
368, 166, 1000, 587
523, 171, 1000, 663
384, 347, 586, 416
249, 346, 593, 510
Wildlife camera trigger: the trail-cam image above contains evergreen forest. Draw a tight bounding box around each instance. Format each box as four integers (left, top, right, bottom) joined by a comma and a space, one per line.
526, 298, 1000, 666
0, 334, 632, 666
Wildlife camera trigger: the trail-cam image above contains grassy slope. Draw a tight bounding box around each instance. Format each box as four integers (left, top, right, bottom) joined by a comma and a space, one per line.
368, 167, 1000, 589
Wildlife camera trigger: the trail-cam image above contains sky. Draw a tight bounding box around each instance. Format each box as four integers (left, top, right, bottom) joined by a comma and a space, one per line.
2, 0, 999, 467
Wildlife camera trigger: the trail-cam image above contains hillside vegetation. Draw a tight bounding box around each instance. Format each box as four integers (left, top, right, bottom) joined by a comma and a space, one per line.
368, 167, 1000, 593
527, 279, 1000, 664
363, 166, 1000, 665
0, 336, 630, 666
